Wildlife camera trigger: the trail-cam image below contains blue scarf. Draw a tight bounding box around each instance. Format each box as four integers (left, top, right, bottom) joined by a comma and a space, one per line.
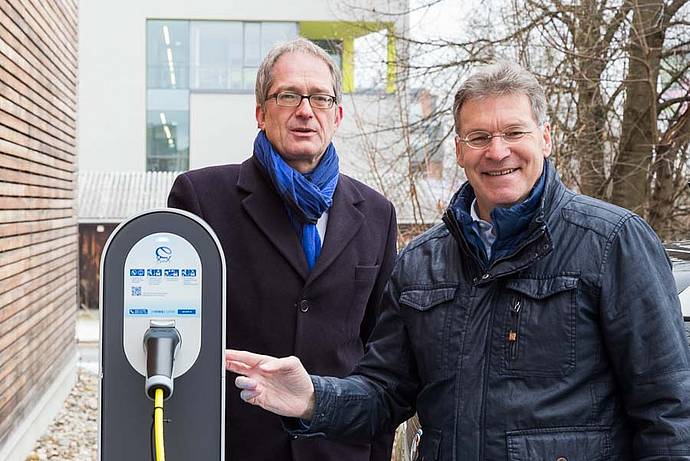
253, 130, 339, 270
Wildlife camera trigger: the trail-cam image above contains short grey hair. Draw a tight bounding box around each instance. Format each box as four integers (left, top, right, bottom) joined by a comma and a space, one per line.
453, 61, 547, 133
255, 38, 343, 107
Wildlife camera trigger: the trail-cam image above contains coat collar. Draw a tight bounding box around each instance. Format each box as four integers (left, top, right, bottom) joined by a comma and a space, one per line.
237, 156, 365, 282
443, 160, 564, 277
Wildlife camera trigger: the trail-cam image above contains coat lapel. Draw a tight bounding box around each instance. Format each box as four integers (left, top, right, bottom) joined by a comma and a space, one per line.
308, 176, 364, 282
237, 157, 309, 279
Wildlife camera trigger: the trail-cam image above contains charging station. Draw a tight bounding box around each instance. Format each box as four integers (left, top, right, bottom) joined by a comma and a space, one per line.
99, 208, 226, 460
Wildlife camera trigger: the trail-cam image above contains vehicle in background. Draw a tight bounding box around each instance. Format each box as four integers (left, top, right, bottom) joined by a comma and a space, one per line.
665, 241, 690, 344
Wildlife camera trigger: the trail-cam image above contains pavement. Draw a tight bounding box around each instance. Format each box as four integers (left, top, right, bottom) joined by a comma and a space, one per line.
77, 309, 99, 344
77, 309, 99, 374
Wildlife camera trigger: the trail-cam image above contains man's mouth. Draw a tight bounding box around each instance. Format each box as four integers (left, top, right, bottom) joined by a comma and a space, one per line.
291, 127, 316, 134
484, 168, 518, 177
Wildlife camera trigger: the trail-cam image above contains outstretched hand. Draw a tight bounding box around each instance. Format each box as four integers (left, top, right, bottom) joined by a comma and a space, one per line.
226, 349, 316, 420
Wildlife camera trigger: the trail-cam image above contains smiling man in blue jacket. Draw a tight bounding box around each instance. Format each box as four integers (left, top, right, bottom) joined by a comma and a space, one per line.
225, 61, 690, 460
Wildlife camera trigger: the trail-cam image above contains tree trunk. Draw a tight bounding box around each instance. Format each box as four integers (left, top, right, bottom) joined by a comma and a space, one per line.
611, 0, 665, 216
572, 22, 608, 198
648, 105, 690, 238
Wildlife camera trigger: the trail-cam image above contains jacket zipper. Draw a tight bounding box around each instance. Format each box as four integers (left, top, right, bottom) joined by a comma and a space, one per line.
442, 211, 488, 272
489, 227, 547, 271
508, 297, 521, 360
443, 209, 550, 280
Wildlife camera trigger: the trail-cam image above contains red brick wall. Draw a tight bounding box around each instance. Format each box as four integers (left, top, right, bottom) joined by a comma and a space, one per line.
0, 0, 78, 448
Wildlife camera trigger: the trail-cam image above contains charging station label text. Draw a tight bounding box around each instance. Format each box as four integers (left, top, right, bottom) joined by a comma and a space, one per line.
124, 233, 202, 320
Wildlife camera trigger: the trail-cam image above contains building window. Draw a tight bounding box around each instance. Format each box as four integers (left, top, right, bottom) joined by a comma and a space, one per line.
312, 40, 343, 69
147, 21, 190, 90
146, 19, 297, 171
299, 21, 397, 94
147, 20, 190, 171
146, 89, 189, 171
188, 21, 296, 91
354, 29, 389, 92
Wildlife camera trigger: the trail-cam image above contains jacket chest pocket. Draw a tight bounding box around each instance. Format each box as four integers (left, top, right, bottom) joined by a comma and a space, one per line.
501, 275, 578, 377
399, 286, 459, 380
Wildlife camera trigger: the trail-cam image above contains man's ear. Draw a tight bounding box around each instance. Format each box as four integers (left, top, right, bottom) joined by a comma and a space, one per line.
256, 105, 265, 130
334, 105, 343, 129
455, 136, 465, 167
542, 122, 552, 159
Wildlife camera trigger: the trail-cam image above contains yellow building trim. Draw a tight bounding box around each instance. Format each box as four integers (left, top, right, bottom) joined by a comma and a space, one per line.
342, 38, 354, 93
386, 24, 396, 93
299, 21, 396, 93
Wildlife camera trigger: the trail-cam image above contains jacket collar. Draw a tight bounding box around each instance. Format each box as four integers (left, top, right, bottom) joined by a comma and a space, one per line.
237, 155, 365, 282
444, 160, 563, 276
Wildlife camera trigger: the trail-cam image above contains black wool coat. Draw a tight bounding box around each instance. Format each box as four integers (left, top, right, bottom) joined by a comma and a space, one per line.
168, 155, 397, 461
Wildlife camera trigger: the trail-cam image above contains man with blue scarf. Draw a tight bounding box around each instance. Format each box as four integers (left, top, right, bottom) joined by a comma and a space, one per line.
225, 62, 690, 460
168, 38, 397, 461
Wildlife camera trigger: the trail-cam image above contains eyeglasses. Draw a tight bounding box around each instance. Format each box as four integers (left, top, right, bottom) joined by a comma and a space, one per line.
268, 91, 337, 109
457, 130, 533, 149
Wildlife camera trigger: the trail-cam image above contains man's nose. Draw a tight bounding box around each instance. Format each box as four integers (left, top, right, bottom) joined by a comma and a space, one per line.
484, 136, 511, 160
294, 98, 315, 118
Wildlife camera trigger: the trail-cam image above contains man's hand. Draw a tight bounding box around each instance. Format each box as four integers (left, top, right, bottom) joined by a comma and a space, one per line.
226, 349, 316, 420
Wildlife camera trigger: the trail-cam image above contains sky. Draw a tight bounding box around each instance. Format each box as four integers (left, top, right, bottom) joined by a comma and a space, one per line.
409, 0, 472, 42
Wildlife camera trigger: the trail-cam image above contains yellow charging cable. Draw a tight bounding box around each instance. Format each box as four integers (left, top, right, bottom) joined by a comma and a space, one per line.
154, 388, 165, 461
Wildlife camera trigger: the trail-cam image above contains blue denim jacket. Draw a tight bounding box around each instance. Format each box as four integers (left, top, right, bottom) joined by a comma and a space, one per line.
292, 161, 690, 460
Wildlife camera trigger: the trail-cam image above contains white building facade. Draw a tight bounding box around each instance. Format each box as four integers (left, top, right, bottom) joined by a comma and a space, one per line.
78, 0, 407, 170
79, 0, 462, 228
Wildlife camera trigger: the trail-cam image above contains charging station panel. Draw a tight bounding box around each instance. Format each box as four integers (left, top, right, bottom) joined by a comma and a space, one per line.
100, 209, 225, 460
123, 232, 202, 378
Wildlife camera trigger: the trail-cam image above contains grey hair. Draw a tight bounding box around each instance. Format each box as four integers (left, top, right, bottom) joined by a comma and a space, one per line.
255, 38, 342, 107
453, 61, 547, 133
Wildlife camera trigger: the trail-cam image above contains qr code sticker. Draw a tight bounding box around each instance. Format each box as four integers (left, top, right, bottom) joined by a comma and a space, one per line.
131, 286, 142, 296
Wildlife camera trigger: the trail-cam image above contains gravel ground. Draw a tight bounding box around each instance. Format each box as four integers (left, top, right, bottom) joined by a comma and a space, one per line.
25, 365, 98, 461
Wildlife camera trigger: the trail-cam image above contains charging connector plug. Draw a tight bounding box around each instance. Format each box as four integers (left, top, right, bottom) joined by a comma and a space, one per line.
143, 322, 181, 400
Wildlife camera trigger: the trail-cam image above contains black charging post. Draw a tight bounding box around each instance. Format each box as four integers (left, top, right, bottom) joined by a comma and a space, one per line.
99, 209, 226, 460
